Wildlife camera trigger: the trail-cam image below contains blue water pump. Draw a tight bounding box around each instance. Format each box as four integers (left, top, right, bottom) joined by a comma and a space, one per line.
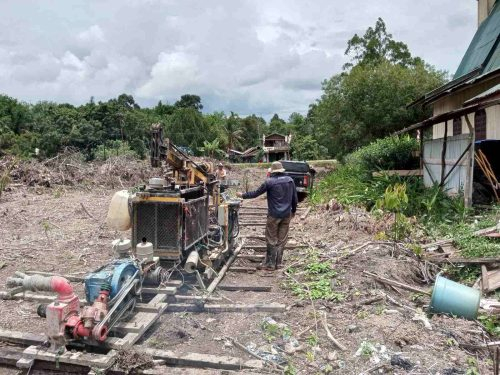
84, 259, 139, 303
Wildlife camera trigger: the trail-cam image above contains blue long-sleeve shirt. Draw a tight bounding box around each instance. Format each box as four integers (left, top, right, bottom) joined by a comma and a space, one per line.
242, 173, 298, 218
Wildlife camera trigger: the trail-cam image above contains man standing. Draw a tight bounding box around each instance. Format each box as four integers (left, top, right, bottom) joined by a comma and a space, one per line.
215, 163, 227, 181
237, 161, 297, 271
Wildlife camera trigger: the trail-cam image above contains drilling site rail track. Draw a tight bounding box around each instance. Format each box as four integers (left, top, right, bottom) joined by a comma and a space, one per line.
0, 204, 307, 374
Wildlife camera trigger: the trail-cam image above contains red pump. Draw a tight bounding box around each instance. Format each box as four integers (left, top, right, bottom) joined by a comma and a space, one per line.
6, 273, 109, 351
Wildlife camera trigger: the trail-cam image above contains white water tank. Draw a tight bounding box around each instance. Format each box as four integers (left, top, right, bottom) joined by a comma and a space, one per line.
106, 191, 131, 231
112, 239, 131, 258
136, 240, 154, 263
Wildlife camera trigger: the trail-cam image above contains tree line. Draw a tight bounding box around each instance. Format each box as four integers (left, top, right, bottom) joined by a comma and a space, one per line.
0, 18, 447, 161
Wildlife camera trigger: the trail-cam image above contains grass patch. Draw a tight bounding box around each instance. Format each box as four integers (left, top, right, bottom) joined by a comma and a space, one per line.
285, 249, 345, 301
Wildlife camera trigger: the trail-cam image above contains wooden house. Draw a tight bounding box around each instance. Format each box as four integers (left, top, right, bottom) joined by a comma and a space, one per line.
400, 0, 500, 206
262, 133, 291, 162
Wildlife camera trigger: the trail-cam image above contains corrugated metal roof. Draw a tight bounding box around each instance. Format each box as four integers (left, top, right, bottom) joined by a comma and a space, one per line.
454, 1, 500, 79
464, 82, 500, 104
411, 2, 500, 107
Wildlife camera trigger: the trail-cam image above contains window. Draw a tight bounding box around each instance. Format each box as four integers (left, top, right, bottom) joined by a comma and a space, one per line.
453, 117, 462, 136
474, 109, 487, 140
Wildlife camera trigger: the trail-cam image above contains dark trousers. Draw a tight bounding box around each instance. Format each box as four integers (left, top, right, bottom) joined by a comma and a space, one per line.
264, 214, 292, 268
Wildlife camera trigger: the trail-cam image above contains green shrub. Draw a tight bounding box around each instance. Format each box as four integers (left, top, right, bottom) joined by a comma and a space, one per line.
94, 141, 139, 160
345, 135, 419, 173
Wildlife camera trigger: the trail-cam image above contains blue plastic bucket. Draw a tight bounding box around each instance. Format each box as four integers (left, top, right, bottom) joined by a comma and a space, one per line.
429, 276, 480, 320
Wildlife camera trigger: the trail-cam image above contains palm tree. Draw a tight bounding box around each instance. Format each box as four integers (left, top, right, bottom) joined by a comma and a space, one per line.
225, 112, 243, 151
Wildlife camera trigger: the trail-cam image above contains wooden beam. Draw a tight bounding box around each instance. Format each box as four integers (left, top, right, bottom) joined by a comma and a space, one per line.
0, 329, 46, 347
22, 345, 117, 369
206, 241, 244, 295
425, 256, 500, 264
141, 287, 177, 295
300, 207, 312, 220
166, 303, 286, 313
236, 254, 265, 261
140, 348, 263, 371
218, 285, 272, 292
228, 266, 256, 273
440, 120, 448, 185
440, 143, 472, 188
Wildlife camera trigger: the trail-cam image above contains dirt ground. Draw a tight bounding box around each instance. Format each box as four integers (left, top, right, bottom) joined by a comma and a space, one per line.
0, 162, 496, 374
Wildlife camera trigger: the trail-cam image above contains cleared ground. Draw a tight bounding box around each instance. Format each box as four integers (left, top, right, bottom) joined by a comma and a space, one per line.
0, 161, 495, 374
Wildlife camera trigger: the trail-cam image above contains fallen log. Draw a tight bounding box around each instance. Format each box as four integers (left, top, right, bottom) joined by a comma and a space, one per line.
363, 271, 431, 296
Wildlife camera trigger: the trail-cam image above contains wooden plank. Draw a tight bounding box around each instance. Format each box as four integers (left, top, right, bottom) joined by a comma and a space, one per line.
237, 254, 265, 261
482, 265, 490, 293
486, 269, 500, 292
228, 266, 256, 273
425, 256, 500, 264
113, 312, 156, 333
173, 295, 223, 303
0, 347, 23, 367
218, 285, 272, 292
242, 244, 306, 251
300, 207, 312, 220
140, 348, 263, 371
0, 329, 46, 347
166, 303, 286, 313
22, 345, 117, 369
107, 293, 169, 350
141, 286, 177, 295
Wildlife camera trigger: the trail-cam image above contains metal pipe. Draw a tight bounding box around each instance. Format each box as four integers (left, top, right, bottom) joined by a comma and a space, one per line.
6, 274, 74, 301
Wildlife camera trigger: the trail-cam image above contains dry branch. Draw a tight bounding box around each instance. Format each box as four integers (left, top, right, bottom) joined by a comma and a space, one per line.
321, 312, 346, 351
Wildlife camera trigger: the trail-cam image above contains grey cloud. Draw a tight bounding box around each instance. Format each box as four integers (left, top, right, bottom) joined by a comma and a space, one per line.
0, 0, 478, 118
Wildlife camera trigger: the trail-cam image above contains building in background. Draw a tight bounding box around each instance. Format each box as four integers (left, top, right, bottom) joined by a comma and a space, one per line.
402, 0, 500, 206
262, 133, 291, 162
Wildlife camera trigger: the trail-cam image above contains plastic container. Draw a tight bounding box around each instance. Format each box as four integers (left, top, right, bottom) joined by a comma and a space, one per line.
106, 191, 131, 231
429, 275, 480, 320
136, 241, 154, 262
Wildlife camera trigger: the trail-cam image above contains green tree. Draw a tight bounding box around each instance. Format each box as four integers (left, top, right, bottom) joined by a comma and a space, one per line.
290, 134, 327, 160
344, 17, 422, 69
268, 114, 288, 135
307, 18, 447, 158
240, 115, 264, 150
175, 94, 203, 111
224, 112, 243, 151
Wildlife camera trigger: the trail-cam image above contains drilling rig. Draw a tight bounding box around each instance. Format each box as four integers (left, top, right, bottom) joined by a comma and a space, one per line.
5, 124, 240, 353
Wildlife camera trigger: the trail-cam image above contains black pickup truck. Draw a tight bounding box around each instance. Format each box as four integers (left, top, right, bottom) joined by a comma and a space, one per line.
268, 160, 316, 202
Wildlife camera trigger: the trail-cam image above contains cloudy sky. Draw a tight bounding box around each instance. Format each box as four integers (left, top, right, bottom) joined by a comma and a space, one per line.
0, 0, 476, 119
